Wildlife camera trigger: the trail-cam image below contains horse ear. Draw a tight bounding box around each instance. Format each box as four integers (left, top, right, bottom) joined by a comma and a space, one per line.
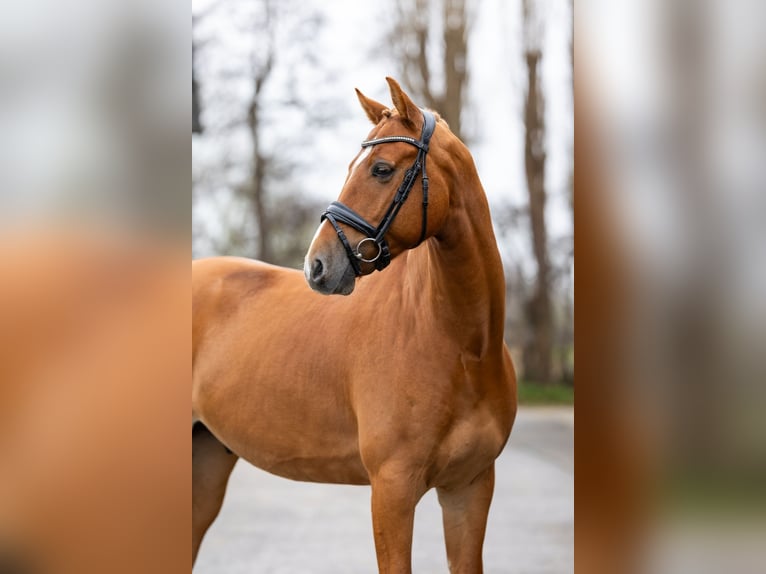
386, 77, 420, 127
355, 89, 388, 125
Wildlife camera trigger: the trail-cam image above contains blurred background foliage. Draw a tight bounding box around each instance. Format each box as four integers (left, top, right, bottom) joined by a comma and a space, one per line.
192, 0, 573, 389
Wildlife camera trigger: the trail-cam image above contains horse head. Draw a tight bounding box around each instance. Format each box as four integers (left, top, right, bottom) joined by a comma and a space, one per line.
304, 78, 453, 295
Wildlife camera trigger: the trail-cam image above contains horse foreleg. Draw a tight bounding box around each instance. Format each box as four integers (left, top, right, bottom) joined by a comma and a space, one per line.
192, 423, 238, 567
369, 466, 426, 574
436, 464, 495, 574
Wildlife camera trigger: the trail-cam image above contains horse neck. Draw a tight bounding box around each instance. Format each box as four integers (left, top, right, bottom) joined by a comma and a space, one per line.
407, 157, 507, 360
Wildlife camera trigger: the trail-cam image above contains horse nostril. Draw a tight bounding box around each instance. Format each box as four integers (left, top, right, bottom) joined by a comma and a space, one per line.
311, 258, 324, 281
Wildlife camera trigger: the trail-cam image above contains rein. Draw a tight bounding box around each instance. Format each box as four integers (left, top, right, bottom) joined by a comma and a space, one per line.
321, 109, 437, 276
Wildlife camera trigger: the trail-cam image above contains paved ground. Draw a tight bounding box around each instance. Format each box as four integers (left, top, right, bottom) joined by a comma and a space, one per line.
195, 406, 573, 574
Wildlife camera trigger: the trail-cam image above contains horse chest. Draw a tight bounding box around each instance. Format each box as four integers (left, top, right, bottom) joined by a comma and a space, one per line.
352, 352, 513, 483
434, 360, 515, 484
430, 405, 508, 487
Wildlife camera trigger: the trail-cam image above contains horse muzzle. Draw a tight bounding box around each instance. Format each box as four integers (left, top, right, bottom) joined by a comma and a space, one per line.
304, 244, 357, 296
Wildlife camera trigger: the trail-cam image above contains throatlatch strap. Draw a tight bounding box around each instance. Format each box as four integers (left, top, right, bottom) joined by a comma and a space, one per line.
418, 160, 429, 245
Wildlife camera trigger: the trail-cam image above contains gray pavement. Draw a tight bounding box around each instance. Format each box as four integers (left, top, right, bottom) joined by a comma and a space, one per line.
194, 406, 573, 574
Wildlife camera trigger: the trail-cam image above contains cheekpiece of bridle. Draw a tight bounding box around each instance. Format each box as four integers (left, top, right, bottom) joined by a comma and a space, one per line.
321, 109, 437, 276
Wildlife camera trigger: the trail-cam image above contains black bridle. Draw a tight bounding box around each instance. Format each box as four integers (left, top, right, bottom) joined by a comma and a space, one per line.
321, 109, 437, 276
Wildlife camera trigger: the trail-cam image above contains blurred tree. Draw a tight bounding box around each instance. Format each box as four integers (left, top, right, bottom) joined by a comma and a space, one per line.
389, 0, 469, 141
522, 0, 554, 384
192, 4, 221, 135
569, 0, 574, 217
246, 0, 276, 263
192, 18, 203, 135
192, 0, 337, 264
565, 0, 574, 385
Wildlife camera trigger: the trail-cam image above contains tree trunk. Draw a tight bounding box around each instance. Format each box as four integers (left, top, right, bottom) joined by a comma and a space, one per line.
192, 44, 203, 134
522, 49, 554, 384
246, 0, 275, 263
569, 0, 574, 217
247, 72, 272, 263
440, 0, 467, 141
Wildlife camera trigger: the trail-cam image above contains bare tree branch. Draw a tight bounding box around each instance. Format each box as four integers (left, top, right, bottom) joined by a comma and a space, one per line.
389, 0, 469, 140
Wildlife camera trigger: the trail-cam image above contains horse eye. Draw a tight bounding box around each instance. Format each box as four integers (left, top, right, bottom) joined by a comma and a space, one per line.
371, 163, 393, 178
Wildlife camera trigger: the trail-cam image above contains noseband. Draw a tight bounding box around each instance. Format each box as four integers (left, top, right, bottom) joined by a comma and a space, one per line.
321, 109, 437, 276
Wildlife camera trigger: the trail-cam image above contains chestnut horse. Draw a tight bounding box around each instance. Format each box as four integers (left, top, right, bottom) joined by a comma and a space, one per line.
192, 78, 516, 573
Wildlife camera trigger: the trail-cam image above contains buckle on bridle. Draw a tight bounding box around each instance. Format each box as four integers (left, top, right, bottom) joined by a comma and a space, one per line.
354, 237, 383, 263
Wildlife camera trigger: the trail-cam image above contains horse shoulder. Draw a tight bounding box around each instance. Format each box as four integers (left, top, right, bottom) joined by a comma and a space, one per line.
192, 258, 287, 364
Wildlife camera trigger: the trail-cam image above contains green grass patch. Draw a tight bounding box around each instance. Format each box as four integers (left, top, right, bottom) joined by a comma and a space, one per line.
517, 381, 574, 405
661, 470, 766, 519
